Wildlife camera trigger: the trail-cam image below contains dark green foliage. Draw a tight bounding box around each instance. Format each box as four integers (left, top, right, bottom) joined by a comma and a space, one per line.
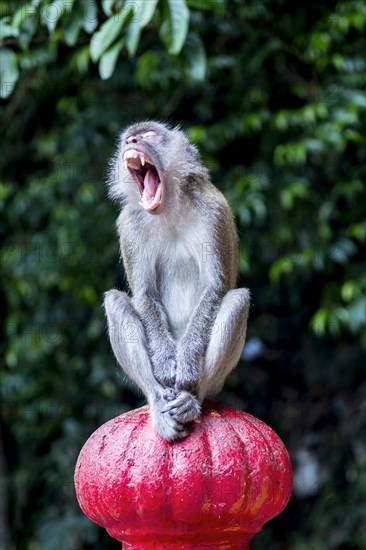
1, 1, 365, 548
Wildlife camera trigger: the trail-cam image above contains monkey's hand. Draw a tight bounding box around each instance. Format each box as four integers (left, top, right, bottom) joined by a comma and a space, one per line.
150, 391, 189, 441
151, 340, 177, 387
175, 344, 203, 392
161, 388, 201, 425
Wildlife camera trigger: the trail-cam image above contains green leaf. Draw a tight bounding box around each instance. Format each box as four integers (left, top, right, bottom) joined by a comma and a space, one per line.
274, 110, 289, 131
125, 23, 141, 57
12, 2, 34, 30
124, 0, 158, 56
64, 13, 83, 46
82, 0, 98, 34
134, 0, 158, 27
187, 0, 225, 13
348, 222, 366, 242
184, 33, 206, 81
71, 45, 90, 74
341, 281, 356, 302
11, 2, 37, 49
160, 0, 189, 55
0, 47, 19, 99
40, 0, 73, 33
123, 0, 158, 56
328, 238, 357, 264
0, 18, 19, 40
99, 38, 123, 80
269, 257, 294, 281
310, 308, 328, 337
102, 0, 115, 16
90, 9, 130, 61
280, 181, 309, 210
347, 298, 366, 332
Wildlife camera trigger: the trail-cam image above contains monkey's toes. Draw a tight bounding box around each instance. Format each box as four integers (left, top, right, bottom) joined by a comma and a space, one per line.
161, 390, 201, 424
153, 413, 188, 441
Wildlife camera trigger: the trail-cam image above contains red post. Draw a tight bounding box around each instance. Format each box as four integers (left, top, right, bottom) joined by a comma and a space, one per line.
74, 401, 292, 549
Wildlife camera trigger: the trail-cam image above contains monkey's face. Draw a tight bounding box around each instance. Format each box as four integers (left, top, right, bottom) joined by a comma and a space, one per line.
117, 121, 199, 214
122, 123, 165, 213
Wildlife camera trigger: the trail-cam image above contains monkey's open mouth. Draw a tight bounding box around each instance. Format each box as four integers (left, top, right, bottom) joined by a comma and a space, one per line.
123, 149, 163, 212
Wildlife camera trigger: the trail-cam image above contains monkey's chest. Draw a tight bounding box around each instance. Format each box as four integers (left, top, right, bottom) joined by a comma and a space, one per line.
158, 255, 201, 340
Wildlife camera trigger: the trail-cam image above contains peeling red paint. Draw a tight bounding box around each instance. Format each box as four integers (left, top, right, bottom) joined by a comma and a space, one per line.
74, 401, 292, 549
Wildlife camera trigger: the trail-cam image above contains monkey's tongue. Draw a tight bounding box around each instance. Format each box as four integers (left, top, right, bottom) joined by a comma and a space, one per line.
140, 169, 161, 211
144, 169, 159, 198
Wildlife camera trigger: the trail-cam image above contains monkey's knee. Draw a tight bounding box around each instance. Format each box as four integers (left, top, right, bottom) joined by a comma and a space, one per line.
104, 289, 136, 334
220, 288, 250, 341
104, 289, 131, 316
202, 288, 250, 398
226, 288, 250, 317
209, 288, 250, 346
104, 289, 143, 361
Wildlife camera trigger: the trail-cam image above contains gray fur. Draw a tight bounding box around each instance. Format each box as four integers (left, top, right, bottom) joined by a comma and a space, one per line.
104, 121, 250, 441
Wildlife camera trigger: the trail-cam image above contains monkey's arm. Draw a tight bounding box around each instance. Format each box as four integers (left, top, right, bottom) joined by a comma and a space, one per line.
175, 200, 237, 393
132, 291, 177, 387
175, 281, 224, 391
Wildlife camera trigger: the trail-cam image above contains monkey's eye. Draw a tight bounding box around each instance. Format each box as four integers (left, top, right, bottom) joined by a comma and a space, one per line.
126, 135, 136, 144
142, 131, 157, 138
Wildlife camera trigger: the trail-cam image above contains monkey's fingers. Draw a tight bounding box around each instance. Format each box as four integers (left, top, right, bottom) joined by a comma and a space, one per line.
162, 388, 179, 402
161, 389, 200, 409
162, 402, 192, 416
161, 390, 188, 410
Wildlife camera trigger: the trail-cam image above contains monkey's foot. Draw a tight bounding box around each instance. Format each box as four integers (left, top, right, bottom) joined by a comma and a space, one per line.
151, 408, 188, 441
161, 390, 201, 425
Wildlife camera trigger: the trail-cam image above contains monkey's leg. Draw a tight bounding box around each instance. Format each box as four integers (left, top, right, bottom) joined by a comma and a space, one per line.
197, 288, 250, 401
162, 289, 249, 425
161, 289, 250, 424
104, 289, 189, 441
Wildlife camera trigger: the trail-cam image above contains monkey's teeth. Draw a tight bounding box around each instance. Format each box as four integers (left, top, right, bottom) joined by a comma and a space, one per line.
124, 150, 136, 160
123, 149, 152, 169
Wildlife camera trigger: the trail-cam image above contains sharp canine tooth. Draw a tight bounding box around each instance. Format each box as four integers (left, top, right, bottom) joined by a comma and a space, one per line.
124, 150, 134, 160
124, 149, 151, 166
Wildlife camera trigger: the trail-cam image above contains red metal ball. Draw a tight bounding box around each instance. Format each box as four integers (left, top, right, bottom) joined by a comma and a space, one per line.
75, 401, 292, 549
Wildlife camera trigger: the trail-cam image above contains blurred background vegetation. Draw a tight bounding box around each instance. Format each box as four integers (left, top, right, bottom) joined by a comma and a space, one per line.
1, 0, 365, 548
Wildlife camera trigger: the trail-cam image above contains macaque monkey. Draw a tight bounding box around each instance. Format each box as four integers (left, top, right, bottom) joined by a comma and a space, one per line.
104, 121, 250, 441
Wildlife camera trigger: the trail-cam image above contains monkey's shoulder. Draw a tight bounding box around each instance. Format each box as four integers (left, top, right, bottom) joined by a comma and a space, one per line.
198, 184, 235, 227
